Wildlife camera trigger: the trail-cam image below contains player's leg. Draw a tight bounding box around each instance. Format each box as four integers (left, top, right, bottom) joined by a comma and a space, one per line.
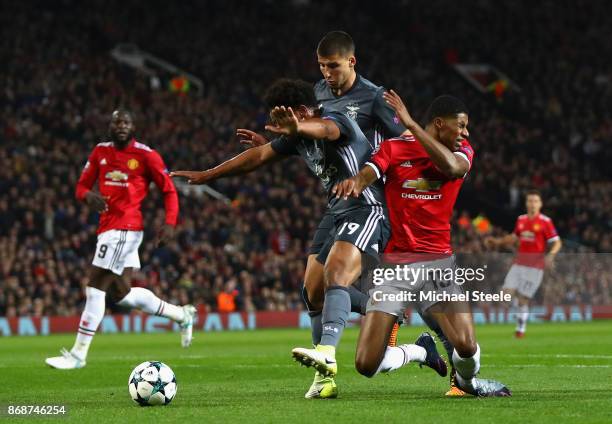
292, 240, 362, 376
301, 254, 339, 399
515, 294, 530, 337
110, 232, 197, 347
418, 308, 463, 396
45, 230, 130, 369
303, 254, 325, 345
300, 211, 381, 398
429, 302, 511, 397
302, 213, 335, 347
354, 311, 447, 377
355, 311, 399, 376
514, 266, 543, 337
502, 265, 524, 337
292, 207, 387, 377
45, 265, 113, 369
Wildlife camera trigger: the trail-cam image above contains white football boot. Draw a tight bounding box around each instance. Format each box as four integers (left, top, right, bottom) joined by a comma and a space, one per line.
45, 348, 86, 369
180, 305, 197, 348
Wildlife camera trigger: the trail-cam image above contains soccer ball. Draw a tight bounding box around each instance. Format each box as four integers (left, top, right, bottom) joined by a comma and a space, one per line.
128, 361, 177, 406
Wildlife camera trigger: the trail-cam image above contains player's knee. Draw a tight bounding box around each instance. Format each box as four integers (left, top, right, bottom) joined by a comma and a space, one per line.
107, 284, 130, 303
323, 258, 351, 287
355, 353, 378, 378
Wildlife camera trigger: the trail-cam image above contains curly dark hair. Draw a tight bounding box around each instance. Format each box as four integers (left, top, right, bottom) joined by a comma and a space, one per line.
424, 95, 468, 124
262, 78, 317, 109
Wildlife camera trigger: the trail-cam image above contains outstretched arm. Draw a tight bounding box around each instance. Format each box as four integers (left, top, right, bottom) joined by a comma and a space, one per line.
170, 142, 281, 185
265, 106, 341, 141
383, 90, 469, 179
332, 165, 379, 200
484, 233, 519, 250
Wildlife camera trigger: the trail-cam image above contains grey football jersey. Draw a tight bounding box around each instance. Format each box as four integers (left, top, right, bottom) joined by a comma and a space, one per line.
270, 110, 384, 215
314, 74, 406, 149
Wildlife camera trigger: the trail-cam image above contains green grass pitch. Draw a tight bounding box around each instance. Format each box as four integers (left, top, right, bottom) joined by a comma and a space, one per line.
2, 322, 612, 423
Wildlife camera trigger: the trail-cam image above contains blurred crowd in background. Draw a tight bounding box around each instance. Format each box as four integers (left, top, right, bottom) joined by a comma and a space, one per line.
1, 0, 611, 317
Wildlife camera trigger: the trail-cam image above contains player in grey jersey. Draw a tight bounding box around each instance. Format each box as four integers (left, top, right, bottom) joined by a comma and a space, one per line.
172, 79, 442, 398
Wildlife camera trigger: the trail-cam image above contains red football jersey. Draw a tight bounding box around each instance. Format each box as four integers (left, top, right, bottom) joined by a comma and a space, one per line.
367, 135, 474, 254
513, 213, 559, 269
76, 139, 179, 234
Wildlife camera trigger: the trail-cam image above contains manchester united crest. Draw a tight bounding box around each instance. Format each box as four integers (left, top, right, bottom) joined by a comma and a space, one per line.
127, 159, 139, 170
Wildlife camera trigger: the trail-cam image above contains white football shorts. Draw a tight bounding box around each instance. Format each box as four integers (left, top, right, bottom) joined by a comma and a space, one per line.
92, 230, 143, 275
502, 264, 544, 298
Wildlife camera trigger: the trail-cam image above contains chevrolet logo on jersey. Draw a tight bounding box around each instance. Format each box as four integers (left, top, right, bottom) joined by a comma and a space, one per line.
520, 230, 535, 240
105, 170, 128, 182
402, 178, 442, 192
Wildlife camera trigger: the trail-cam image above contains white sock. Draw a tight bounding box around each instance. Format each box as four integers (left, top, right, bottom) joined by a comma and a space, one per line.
117, 287, 185, 322
452, 344, 481, 389
71, 286, 106, 361
516, 304, 529, 332
375, 344, 426, 375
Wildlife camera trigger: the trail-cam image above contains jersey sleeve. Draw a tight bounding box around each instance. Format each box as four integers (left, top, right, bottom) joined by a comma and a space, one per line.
270, 136, 298, 156
75, 148, 99, 200
545, 219, 560, 242
454, 141, 475, 175
146, 150, 179, 226
322, 111, 354, 141
366, 140, 394, 179
372, 88, 407, 138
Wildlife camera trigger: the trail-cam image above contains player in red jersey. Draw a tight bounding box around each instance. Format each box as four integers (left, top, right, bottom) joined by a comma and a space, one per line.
333, 91, 511, 397
485, 191, 562, 337
45, 110, 196, 370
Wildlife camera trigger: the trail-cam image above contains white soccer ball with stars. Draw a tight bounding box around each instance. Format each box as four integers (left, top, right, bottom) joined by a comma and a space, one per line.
128, 361, 177, 406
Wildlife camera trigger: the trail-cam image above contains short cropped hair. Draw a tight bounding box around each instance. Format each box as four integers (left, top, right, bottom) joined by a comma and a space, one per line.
263, 79, 317, 109
424, 95, 468, 124
526, 189, 542, 199
317, 31, 355, 57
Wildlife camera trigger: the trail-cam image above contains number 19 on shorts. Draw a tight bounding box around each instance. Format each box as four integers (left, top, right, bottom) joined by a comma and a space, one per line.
337, 222, 361, 235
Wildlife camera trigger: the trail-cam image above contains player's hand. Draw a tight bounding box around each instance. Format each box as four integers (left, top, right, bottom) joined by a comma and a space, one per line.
265, 106, 299, 136
237, 129, 268, 148
383, 90, 415, 128
85, 191, 108, 213
170, 170, 213, 185
156, 224, 176, 247
332, 176, 362, 200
